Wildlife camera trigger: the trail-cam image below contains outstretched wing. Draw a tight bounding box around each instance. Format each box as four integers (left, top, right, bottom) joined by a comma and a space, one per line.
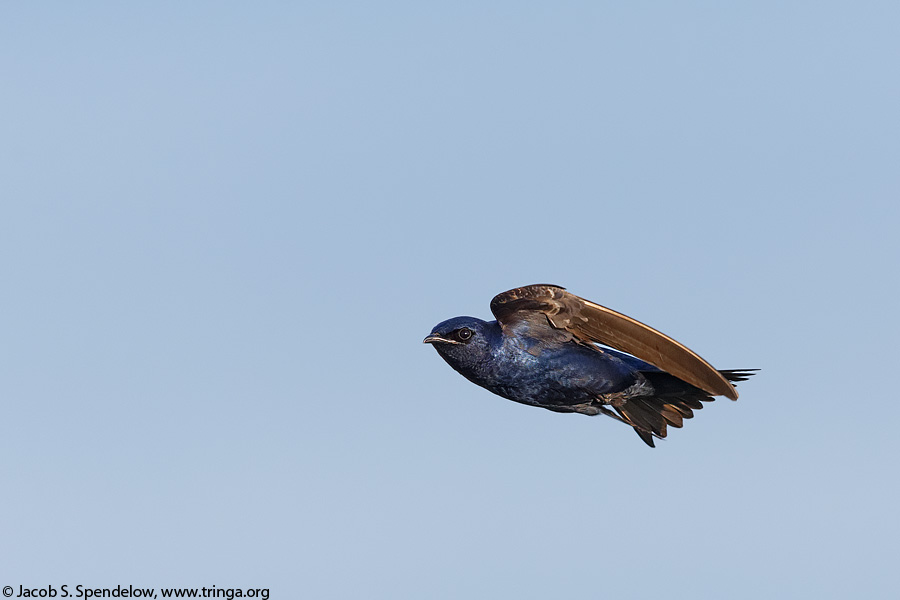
490, 284, 739, 400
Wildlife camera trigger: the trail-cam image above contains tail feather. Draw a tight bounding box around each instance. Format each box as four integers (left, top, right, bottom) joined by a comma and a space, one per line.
719, 369, 759, 383
612, 368, 757, 447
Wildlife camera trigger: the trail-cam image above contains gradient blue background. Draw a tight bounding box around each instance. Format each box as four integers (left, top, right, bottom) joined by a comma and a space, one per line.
2, 3, 898, 598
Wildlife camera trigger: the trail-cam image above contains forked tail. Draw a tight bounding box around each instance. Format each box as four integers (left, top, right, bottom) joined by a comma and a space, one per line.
608, 369, 758, 447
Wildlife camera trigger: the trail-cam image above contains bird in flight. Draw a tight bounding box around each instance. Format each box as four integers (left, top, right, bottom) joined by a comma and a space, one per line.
423, 284, 755, 447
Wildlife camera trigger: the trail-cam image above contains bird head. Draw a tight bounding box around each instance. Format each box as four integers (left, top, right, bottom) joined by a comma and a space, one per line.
423, 316, 496, 373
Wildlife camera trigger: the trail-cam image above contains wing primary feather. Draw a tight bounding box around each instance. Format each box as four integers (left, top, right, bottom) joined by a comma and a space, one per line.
490, 285, 740, 400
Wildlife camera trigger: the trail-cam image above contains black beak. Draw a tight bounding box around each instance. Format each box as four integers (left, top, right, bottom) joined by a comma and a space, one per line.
423, 334, 459, 345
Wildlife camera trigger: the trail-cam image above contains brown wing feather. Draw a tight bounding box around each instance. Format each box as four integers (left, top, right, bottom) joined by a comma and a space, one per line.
490, 284, 738, 400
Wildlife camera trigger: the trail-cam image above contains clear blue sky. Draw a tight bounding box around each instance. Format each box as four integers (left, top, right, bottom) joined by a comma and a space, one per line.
2, 3, 898, 599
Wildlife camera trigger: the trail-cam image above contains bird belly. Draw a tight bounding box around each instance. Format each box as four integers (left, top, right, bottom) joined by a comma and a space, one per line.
485, 345, 637, 408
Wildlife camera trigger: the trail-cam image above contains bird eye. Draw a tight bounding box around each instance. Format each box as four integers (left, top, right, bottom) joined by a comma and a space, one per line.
457, 327, 473, 341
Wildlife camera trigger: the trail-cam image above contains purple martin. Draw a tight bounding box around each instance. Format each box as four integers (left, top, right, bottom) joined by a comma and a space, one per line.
424, 284, 755, 447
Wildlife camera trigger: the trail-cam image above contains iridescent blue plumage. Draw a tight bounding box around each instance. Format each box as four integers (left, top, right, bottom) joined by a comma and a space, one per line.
424, 285, 755, 447
428, 316, 639, 406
